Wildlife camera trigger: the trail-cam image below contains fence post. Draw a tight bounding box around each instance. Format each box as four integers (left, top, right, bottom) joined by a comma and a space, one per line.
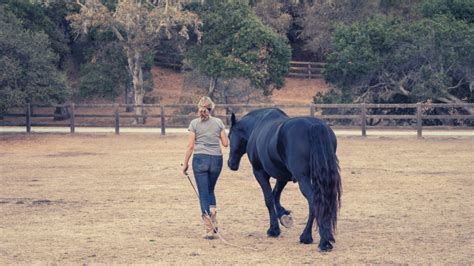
307, 63, 312, 79
310, 104, 315, 117
70, 103, 75, 133
416, 102, 422, 138
361, 103, 367, 137
160, 105, 166, 135
114, 104, 120, 135
26, 103, 31, 133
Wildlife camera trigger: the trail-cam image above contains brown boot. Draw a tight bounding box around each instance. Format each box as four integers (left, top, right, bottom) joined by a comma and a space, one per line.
202, 214, 215, 239
210, 208, 218, 233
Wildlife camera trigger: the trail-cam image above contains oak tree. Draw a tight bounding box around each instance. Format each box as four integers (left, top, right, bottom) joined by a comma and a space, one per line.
68, 0, 199, 123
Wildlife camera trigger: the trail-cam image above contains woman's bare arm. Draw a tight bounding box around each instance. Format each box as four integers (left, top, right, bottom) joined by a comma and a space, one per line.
182, 132, 196, 175
220, 129, 229, 147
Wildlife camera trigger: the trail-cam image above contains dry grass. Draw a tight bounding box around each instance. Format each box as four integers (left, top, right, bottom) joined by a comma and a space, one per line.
0, 134, 473, 264
150, 67, 330, 105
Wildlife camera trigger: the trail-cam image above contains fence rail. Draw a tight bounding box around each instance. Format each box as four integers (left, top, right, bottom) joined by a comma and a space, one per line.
154, 55, 326, 80
288, 61, 326, 79
1, 103, 473, 138
154, 55, 184, 70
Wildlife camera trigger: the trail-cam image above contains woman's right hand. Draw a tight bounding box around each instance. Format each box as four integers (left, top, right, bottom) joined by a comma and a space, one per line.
182, 132, 195, 176
182, 163, 189, 176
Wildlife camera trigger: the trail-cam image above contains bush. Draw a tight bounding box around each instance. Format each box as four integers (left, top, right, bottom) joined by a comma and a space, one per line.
422, 0, 474, 23
321, 14, 473, 105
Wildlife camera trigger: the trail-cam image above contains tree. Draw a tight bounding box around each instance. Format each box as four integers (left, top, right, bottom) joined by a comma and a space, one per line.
321, 15, 473, 113
68, 0, 199, 123
299, 0, 377, 59
421, 0, 474, 23
1, 0, 76, 66
299, 0, 422, 60
78, 40, 131, 100
0, 8, 69, 113
186, 1, 291, 99
252, 0, 291, 37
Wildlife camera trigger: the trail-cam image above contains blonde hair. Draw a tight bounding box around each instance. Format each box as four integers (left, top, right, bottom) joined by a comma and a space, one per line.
198, 96, 215, 121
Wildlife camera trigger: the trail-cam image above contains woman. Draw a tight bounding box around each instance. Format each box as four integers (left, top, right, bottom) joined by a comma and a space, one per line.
182, 96, 229, 238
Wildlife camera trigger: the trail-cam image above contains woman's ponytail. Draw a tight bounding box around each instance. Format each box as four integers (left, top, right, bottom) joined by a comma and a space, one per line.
197, 96, 215, 121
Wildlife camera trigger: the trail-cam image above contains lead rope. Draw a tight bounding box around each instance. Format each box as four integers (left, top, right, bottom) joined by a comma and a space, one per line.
184, 173, 259, 251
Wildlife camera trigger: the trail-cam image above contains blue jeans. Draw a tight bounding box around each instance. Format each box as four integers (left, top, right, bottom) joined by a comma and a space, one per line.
192, 154, 223, 215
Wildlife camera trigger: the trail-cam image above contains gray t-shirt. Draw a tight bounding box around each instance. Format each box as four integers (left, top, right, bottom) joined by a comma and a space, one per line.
188, 116, 225, 156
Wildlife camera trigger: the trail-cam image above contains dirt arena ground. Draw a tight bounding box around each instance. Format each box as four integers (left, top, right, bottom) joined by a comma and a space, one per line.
0, 133, 472, 264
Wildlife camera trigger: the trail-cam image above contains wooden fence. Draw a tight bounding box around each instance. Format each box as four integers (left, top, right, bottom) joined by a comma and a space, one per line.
1, 103, 473, 138
154, 55, 326, 79
154, 55, 184, 70
288, 61, 325, 79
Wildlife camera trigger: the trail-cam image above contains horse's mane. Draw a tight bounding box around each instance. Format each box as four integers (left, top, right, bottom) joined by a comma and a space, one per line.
241, 108, 288, 121
235, 108, 288, 138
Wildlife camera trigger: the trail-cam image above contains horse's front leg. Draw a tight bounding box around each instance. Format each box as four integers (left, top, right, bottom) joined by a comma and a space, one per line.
253, 169, 280, 237
273, 180, 293, 228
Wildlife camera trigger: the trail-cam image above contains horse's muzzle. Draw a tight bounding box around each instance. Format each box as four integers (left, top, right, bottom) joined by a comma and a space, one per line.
227, 159, 239, 171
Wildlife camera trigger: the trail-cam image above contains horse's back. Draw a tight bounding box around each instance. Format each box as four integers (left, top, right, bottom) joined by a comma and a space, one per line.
246, 109, 336, 180
246, 109, 291, 179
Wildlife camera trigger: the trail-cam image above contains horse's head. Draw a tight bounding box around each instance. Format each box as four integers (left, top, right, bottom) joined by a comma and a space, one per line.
227, 113, 248, 171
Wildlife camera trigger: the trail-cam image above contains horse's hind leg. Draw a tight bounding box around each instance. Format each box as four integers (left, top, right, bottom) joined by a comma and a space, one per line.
297, 177, 315, 244
273, 180, 290, 217
273, 180, 292, 228
253, 169, 280, 237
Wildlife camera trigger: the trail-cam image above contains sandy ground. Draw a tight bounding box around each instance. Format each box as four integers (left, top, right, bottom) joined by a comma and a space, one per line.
0, 134, 473, 264
2, 126, 474, 137
271, 78, 330, 105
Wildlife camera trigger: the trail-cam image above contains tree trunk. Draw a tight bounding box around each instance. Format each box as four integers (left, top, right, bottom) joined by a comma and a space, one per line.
208, 77, 218, 100
397, 83, 474, 115
126, 49, 145, 124
223, 81, 231, 125
125, 86, 134, 112
436, 96, 474, 115
53, 106, 70, 121
124, 66, 133, 112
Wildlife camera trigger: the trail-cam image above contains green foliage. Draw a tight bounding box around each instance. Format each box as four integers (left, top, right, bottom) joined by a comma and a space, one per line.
422, 0, 474, 22
253, 0, 291, 36
324, 16, 395, 88
314, 89, 353, 104
186, 1, 291, 94
0, 8, 69, 112
300, 0, 378, 58
300, 0, 423, 59
78, 41, 130, 99
100, 0, 119, 11
1, 0, 75, 63
74, 26, 155, 100
323, 14, 473, 103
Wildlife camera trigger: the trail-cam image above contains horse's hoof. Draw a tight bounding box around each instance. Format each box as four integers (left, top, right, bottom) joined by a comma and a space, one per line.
280, 214, 293, 228
267, 227, 281, 237
299, 235, 313, 244
318, 241, 333, 252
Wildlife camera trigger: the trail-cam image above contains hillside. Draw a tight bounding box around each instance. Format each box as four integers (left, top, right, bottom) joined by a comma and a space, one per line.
150, 66, 330, 105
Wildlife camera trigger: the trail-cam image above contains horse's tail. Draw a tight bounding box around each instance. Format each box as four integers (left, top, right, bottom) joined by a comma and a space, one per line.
309, 124, 342, 243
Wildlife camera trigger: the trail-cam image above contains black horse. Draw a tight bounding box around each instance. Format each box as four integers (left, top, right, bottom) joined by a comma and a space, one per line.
227, 108, 342, 251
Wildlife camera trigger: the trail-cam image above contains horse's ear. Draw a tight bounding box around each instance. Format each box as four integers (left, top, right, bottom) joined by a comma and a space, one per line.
231, 113, 237, 126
